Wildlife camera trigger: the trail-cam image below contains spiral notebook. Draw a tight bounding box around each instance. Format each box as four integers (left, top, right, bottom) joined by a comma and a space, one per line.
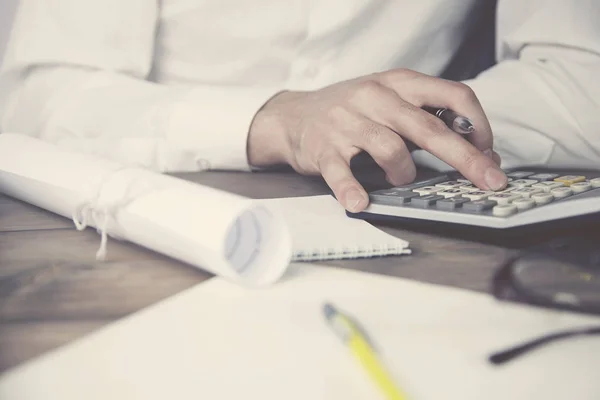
262, 195, 411, 261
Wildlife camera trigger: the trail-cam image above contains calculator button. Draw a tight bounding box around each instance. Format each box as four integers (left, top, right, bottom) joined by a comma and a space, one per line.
462, 190, 493, 201
532, 181, 564, 192
570, 181, 592, 193
390, 175, 450, 190
371, 189, 396, 195
554, 175, 586, 186
435, 180, 465, 189
532, 192, 554, 205
590, 177, 600, 188
412, 186, 440, 195
550, 187, 573, 199
370, 190, 419, 205
494, 186, 516, 194
510, 187, 543, 198
507, 171, 535, 179
463, 199, 497, 212
510, 179, 538, 188
489, 193, 522, 205
410, 194, 444, 208
456, 176, 512, 184
493, 204, 518, 217
436, 197, 470, 210
528, 173, 560, 181
458, 184, 482, 192
512, 198, 536, 211
436, 188, 470, 198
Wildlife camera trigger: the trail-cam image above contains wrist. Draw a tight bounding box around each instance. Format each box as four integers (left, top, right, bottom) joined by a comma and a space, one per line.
247, 91, 299, 168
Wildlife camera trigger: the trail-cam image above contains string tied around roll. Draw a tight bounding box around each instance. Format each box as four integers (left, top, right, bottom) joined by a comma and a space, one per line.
72, 203, 114, 260
71, 167, 134, 261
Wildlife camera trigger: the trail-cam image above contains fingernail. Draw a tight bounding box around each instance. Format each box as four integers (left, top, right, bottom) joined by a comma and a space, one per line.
485, 167, 508, 191
483, 148, 493, 158
345, 189, 366, 212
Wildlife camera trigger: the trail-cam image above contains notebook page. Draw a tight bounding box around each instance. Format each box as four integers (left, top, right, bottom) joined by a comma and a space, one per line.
261, 195, 411, 261
1, 264, 599, 400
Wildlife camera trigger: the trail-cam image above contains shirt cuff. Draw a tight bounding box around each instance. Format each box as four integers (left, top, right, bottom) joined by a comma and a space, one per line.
165, 85, 281, 172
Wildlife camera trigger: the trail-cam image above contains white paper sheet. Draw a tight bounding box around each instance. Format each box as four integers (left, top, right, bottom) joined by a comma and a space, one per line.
263, 195, 410, 261
1, 264, 599, 400
0, 133, 292, 287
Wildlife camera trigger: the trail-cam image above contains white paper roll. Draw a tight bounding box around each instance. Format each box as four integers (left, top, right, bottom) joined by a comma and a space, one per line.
0, 133, 292, 287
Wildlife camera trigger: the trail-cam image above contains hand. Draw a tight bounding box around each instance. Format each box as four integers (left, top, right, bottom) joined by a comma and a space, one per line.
247, 68, 507, 212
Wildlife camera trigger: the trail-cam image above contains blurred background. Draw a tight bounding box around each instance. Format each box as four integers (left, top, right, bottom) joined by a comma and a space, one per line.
0, 0, 18, 65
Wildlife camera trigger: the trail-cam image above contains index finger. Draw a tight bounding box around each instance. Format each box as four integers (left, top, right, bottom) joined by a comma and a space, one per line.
359, 92, 507, 191
377, 70, 493, 153
401, 106, 507, 191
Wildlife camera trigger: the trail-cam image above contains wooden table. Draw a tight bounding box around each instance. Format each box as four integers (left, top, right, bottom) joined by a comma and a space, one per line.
0, 168, 598, 374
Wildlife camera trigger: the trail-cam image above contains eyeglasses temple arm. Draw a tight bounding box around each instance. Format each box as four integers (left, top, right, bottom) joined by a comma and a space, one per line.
489, 326, 600, 365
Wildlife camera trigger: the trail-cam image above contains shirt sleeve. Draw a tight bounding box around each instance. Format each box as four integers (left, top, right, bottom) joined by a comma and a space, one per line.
0, 0, 279, 172
414, 0, 600, 171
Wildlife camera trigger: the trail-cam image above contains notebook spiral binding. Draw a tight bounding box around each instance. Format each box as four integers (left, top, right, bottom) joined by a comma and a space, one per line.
292, 244, 412, 261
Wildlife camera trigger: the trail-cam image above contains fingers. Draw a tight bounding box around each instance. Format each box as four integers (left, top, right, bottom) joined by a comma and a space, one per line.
325, 94, 418, 187
353, 118, 416, 186
376, 70, 494, 153
347, 81, 507, 191
398, 102, 506, 190
318, 152, 369, 213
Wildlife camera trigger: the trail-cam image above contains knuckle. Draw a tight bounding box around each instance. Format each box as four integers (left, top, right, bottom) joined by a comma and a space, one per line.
425, 115, 448, 133
378, 140, 405, 163
459, 150, 482, 172
387, 68, 412, 80
360, 122, 385, 144
363, 71, 381, 81
451, 82, 477, 102
351, 80, 382, 101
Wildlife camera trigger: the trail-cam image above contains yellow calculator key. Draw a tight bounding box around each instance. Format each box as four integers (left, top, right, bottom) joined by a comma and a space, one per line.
554, 175, 586, 186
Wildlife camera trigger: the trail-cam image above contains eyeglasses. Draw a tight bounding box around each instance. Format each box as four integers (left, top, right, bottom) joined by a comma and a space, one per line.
489, 235, 600, 365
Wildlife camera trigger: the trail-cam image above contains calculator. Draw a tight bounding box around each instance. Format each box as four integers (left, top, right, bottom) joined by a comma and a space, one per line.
347, 169, 600, 230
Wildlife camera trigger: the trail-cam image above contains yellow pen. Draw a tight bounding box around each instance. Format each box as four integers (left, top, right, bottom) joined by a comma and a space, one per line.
323, 303, 408, 400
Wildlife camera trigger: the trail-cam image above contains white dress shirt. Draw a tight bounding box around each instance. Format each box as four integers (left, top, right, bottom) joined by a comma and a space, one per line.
1, 1, 599, 172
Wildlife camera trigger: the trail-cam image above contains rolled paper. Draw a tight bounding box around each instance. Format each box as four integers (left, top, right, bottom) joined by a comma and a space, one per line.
0, 133, 292, 287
